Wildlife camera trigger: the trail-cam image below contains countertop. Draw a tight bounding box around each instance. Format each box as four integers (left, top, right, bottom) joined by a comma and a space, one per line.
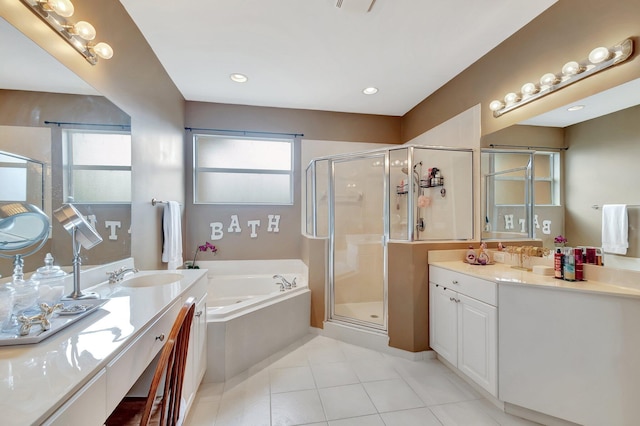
429, 260, 640, 299
0, 266, 207, 426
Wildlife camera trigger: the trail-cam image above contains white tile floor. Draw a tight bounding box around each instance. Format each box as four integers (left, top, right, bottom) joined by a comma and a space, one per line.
186, 334, 540, 426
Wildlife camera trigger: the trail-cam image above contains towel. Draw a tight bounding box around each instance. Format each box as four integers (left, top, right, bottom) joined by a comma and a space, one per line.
602, 204, 628, 255
161, 201, 183, 269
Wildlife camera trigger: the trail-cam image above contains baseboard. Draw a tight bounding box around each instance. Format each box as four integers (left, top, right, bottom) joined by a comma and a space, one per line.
318, 322, 433, 361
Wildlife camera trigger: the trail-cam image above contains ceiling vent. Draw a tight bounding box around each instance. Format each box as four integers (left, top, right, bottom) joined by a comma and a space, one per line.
335, 0, 377, 13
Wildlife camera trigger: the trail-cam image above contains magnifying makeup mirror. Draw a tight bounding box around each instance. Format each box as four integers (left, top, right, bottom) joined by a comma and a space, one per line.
53, 203, 103, 299
0, 203, 50, 271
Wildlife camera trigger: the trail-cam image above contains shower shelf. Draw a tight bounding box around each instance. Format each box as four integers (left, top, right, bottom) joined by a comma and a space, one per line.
396, 178, 444, 195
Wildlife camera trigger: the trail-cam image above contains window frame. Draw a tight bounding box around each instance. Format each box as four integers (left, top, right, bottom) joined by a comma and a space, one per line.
193, 133, 294, 206
62, 128, 132, 204
493, 151, 559, 207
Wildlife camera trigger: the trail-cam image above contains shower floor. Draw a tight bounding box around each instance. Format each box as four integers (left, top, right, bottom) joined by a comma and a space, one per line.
334, 301, 384, 325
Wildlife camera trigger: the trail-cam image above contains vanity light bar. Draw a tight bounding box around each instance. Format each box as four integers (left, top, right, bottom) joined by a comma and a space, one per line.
20, 0, 113, 65
490, 38, 633, 118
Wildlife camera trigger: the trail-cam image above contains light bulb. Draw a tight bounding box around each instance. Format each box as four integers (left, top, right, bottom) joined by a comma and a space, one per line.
588, 46, 611, 64
230, 73, 248, 83
72, 21, 96, 40
504, 92, 520, 105
561, 61, 581, 76
91, 42, 113, 59
489, 100, 504, 112
44, 0, 74, 17
540, 72, 558, 87
521, 82, 538, 96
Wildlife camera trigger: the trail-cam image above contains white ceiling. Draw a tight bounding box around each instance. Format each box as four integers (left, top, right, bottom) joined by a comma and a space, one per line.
6, 0, 637, 126
118, 0, 557, 116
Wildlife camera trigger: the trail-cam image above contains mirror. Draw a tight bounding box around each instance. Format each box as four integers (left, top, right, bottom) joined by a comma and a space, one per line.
481, 77, 640, 271
0, 17, 131, 278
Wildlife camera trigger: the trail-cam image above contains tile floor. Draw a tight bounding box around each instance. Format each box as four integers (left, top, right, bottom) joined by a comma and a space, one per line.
186, 334, 540, 426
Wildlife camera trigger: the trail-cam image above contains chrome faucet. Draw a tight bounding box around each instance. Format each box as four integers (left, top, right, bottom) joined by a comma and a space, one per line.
273, 274, 297, 290
107, 266, 139, 284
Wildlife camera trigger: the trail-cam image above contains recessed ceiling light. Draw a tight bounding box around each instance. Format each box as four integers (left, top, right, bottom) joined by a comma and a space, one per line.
567, 105, 585, 112
362, 87, 378, 95
230, 73, 248, 83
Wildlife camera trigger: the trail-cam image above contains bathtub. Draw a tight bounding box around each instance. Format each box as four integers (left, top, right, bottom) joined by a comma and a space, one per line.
196, 260, 311, 383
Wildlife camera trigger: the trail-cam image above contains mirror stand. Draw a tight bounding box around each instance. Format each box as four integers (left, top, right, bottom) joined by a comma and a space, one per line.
63, 226, 99, 300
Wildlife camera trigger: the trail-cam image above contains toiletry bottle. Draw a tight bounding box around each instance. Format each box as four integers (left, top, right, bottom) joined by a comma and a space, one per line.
465, 245, 477, 264
478, 243, 490, 265
563, 248, 575, 281
554, 248, 563, 279
574, 248, 583, 281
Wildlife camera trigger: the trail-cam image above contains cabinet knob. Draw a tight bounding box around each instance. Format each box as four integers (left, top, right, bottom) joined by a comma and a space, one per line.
155, 333, 165, 342
195, 310, 203, 318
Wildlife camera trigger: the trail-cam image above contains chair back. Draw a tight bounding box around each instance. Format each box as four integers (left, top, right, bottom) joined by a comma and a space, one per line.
141, 296, 196, 426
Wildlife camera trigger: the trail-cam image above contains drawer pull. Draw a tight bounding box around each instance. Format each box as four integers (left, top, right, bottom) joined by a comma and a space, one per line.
155, 333, 165, 342
195, 310, 203, 318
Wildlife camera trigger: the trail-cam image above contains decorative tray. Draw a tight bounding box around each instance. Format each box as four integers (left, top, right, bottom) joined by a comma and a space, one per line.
0, 299, 108, 346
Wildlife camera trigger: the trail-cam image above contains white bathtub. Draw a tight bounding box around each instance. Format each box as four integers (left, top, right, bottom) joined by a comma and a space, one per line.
196, 260, 311, 383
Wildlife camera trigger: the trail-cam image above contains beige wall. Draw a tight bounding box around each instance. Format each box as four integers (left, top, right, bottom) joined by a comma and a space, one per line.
403, 0, 640, 142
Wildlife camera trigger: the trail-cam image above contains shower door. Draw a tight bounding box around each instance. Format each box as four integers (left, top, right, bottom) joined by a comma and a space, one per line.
329, 153, 387, 330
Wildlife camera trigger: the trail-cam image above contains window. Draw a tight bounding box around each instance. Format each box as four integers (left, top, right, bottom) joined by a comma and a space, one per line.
194, 134, 293, 205
493, 152, 559, 206
63, 129, 131, 203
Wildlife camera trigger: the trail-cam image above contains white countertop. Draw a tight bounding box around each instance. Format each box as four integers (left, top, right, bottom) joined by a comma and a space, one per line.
0, 267, 206, 426
429, 260, 640, 299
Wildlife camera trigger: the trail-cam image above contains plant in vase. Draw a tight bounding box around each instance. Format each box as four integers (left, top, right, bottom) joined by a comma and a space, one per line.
186, 242, 217, 269
554, 235, 568, 247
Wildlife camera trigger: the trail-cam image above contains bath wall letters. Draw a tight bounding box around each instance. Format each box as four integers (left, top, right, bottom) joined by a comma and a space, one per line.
210, 214, 282, 240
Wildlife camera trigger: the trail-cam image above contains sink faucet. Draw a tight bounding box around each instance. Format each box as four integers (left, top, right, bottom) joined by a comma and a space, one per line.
273, 274, 297, 290
107, 266, 139, 284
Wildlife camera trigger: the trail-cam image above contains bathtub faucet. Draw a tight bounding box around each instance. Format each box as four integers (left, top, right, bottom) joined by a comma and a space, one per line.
107, 266, 139, 284
273, 274, 297, 290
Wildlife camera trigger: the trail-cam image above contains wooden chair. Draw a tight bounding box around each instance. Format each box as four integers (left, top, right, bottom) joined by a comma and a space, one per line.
106, 297, 196, 426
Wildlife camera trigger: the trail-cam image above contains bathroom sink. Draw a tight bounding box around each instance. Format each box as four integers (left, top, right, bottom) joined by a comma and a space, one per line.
120, 272, 184, 288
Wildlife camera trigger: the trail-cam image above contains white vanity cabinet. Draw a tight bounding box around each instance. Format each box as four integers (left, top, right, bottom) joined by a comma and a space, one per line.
183, 277, 208, 412
429, 266, 498, 396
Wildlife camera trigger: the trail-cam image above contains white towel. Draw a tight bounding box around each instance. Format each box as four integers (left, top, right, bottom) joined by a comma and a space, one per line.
602, 204, 628, 255
161, 201, 183, 269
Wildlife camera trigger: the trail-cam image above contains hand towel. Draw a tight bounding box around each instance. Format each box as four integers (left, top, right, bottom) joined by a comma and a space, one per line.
602, 204, 628, 255
161, 201, 183, 269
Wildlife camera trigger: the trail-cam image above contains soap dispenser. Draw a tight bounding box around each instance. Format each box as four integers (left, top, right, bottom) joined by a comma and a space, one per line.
465, 245, 477, 264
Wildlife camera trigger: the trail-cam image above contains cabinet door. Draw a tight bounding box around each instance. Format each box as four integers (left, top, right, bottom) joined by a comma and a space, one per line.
194, 296, 207, 385
457, 293, 497, 396
429, 282, 458, 366
183, 294, 207, 412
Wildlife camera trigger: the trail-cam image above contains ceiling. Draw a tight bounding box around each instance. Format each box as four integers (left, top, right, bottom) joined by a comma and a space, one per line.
115, 0, 558, 116
1, 1, 559, 116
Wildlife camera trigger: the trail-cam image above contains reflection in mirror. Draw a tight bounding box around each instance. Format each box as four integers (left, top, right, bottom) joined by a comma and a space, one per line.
0, 150, 44, 211
0, 17, 131, 279
481, 77, 640, 271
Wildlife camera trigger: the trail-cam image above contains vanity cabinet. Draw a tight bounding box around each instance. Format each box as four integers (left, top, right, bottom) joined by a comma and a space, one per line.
429, 266, 497, 396
183, 278, 207, 412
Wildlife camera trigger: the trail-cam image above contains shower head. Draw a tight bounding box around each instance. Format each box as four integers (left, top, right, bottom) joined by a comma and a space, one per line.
401, 163, 420, 176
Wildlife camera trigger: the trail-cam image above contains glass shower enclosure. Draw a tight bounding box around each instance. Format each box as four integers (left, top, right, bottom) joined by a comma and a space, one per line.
306, 145, 473, 332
